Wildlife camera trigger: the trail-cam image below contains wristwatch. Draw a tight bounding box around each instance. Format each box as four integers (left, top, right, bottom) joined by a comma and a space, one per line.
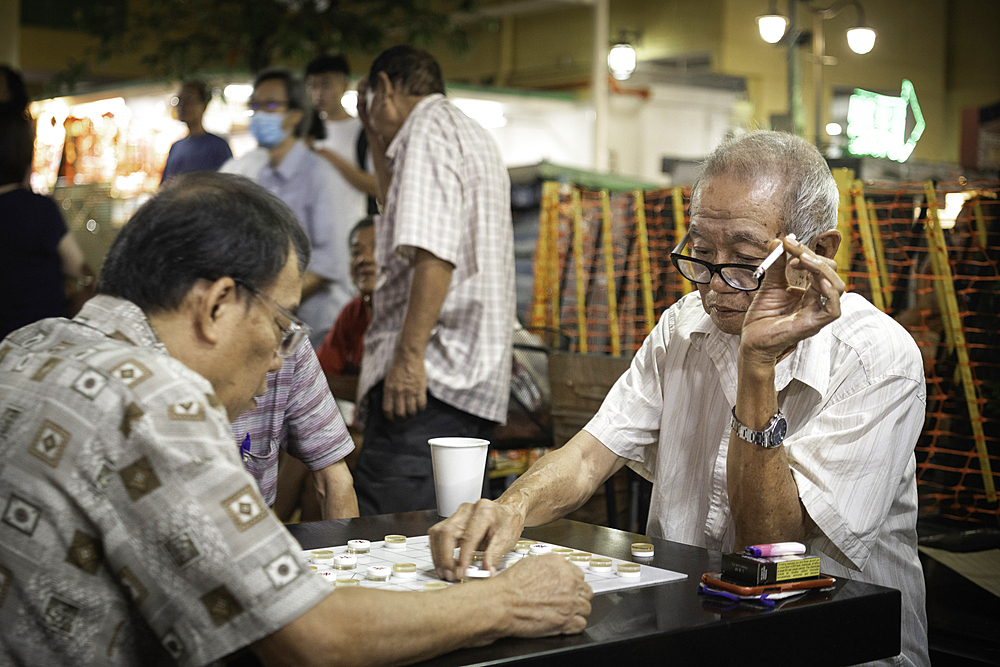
730, 407, 787, 449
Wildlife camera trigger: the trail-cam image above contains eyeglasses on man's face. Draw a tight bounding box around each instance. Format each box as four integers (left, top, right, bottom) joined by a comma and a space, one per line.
669, 231, 764, 292
233, 279, 310, 358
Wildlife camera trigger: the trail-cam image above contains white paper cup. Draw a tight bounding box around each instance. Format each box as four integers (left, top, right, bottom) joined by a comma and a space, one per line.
428, 437, 490, 517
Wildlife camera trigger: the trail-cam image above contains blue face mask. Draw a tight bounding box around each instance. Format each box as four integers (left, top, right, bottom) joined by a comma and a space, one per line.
249, 111, 288, 148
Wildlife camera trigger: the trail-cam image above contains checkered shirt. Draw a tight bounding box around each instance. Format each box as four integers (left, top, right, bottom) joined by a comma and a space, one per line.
231, 337, 354, 507
357, 94, 514, 426
0, 296, 331, 666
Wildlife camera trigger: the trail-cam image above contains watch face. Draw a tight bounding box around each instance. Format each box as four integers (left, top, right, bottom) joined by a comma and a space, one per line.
772, 418, 787, 446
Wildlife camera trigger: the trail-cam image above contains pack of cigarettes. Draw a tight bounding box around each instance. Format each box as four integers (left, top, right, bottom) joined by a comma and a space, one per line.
721, 552, 821, 585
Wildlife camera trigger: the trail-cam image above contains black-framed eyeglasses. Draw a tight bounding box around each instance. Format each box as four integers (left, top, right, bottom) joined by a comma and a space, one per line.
248, 101, 289, 113
669, 231, 764, 292
234, 279, 311, 358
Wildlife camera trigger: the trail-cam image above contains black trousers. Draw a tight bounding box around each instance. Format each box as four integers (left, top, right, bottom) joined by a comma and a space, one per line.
354, 383, 496, 516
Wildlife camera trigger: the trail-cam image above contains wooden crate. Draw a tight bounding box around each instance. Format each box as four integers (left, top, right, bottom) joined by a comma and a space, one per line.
548, 352, 631, 447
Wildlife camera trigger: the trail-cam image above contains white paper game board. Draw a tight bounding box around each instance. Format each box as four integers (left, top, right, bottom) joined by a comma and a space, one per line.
303, 535, 686, 594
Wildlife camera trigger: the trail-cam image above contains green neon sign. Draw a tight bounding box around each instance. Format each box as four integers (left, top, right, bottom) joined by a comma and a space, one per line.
846, 79, 925, 162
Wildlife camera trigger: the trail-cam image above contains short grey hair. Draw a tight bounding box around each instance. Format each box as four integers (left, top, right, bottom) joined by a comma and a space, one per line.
691, 130, 838, 245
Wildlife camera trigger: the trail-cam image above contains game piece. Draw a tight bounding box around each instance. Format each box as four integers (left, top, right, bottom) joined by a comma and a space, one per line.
617, 563, 641, 578
393, 563, 418, 579
423, 582, 448, 591
384, 535, 407, 550
631, 543, 654, 557
367, 565, 392, 581
333, 554, 357, 570
348, 539, 371, 554
310, 550, 335, 564
552, 547, 573, 557
529, 544, 552, 556
590, 557, 613, 573
471, 551, 485, 563
569, 553, 591, 568
335, 579, 360, 588
515, 539, 533, 554
463, 567, 491, 583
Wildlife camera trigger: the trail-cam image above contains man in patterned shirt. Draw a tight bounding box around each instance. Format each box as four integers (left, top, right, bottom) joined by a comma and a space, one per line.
0, 172, 591, 665
353, 46, 515, 515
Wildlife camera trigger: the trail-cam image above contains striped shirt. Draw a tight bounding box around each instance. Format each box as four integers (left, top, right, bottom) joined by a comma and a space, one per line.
0, 296, 331, 666
357, 94, 514, 426
586, 292, 929, 667
231, 338, 353, 507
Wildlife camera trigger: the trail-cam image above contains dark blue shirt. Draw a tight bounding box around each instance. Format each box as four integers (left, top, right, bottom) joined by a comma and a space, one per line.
0, 188, 68, 338
160, 132, 233, 183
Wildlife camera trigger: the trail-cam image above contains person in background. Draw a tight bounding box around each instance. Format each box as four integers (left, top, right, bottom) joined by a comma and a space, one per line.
305, 55, 378, 216
0, 171, 592, 666
221, 69, 350, 348
352, 46, 515, 515
231, 332, 359, 522
430, 131, 929, 667
0, 107, 92, 339
160, 81, 232, 183
317, 215, 375, 401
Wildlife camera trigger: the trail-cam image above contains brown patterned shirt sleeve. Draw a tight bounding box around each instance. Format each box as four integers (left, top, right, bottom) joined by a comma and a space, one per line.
0, 296, 332, 666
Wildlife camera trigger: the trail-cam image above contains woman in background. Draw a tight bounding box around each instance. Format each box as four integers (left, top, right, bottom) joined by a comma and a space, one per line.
0, 105, 92, 339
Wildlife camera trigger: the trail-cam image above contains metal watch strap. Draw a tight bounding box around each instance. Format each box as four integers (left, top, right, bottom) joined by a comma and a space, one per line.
730, 407, 786, 449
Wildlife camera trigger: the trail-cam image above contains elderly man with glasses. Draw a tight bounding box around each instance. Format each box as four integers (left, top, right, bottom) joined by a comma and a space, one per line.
431, 131, 929, 667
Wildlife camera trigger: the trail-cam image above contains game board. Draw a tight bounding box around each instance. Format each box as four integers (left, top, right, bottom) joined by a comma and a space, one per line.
302, 535, 687, 594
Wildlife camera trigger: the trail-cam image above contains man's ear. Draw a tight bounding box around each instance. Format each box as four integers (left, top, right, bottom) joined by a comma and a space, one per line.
195, 277, 241, 345
811, 229, 842, 260
377, 72, 395, 100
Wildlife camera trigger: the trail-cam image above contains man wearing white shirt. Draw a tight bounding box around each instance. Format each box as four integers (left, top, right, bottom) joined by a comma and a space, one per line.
430, 131, 929, 667
305, 55, 378, 218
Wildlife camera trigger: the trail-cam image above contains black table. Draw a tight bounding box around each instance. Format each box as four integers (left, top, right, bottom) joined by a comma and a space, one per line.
287, 511, 901, 667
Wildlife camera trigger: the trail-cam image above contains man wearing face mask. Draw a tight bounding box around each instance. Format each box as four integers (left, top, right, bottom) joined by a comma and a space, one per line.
221, 69, 350, 348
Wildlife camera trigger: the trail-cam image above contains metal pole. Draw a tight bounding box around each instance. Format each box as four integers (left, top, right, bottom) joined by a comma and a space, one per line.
813, 7, 825, 149
592, 0, 610, 171
787, 0, 805, 137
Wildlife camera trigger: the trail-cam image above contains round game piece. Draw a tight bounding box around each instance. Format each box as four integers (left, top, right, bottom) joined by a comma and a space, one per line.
631, 543, 654, 558
463, 567, 491, 583
529, 544, 552, 556
347, 539, 371, 554
617, 563, 641, 578
332, 554, 357, 570
423, 581, 448, 591
393, 563, 418, 579
515, 539, 533, 554
366, 565, 392, 581
552, 547, 574, 557
589, 557, 613, 573
384, 535, 407, 550
310, 550, 335, 563
471, 551, 485, 563
335, 578, 360, 588
569, 552, 592, 568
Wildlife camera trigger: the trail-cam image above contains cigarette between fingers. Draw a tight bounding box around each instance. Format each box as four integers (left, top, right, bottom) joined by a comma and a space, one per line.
753, 233, 796, 279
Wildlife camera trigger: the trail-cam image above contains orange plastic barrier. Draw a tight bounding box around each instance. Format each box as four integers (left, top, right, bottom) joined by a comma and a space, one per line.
530, 181, 1000, 523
